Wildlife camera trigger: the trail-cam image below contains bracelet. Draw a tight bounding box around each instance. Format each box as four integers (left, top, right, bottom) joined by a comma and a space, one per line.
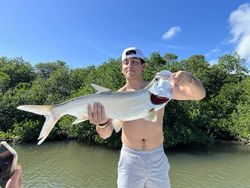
97, 119, 109, 129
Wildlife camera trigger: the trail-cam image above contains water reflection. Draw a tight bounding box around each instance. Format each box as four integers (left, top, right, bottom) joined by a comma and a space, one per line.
13, 141, 250, 188
168, 143, 250, 188
15, 142, 118, 188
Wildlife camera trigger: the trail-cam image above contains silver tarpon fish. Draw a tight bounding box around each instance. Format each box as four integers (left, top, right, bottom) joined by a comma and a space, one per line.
17, 70, 173, 145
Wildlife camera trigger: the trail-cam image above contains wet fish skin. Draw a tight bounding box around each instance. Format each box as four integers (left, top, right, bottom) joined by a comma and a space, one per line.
17, 70, 173, 145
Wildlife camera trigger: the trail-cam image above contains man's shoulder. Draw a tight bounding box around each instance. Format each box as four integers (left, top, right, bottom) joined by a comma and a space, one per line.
117, 81, 150, 92
144, 80, 150, 86
117, 85, 127, 92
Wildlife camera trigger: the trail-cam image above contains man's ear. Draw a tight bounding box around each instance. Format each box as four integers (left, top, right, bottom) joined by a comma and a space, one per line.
142, 63, 146, 69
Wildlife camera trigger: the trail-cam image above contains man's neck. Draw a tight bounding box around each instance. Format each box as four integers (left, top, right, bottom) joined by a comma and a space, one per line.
125, 78, 146, 91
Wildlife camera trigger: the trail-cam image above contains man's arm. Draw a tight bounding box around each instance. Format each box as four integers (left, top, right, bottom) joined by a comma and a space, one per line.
88, 103, 113, 139
172, 71, 206, 100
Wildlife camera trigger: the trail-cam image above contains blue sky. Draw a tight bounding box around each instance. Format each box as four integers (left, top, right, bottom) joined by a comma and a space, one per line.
0, 0, 250, 68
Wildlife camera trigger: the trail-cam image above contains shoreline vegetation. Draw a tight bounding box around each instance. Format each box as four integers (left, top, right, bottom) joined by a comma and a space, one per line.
0, 52, 249, 149
216, 138, 250, 146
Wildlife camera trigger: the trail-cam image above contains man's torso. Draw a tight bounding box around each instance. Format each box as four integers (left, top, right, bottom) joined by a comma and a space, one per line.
118, 82, 165, 150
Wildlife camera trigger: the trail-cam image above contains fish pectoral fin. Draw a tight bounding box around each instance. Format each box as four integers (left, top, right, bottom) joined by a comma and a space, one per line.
72, 115, 88, 124
91, 83, 111, 93
143, 109, 157, 122
112, 119, 123, 133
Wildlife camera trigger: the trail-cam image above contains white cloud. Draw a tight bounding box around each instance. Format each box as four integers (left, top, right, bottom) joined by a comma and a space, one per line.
229, 3, 250, 64
205, 48, 221, 58
162, 26, 181, 40
208, 59, 218, 65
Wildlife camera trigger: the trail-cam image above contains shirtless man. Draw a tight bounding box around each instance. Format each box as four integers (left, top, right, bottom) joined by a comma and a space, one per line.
87, 47, 206, 188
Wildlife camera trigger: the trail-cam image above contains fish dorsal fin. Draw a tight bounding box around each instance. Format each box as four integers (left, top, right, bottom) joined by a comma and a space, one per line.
143, 109, 157, 122
91, 84, 111, 93
112, 119, 124, 133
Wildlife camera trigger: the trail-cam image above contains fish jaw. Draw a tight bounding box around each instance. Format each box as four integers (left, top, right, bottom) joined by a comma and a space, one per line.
148, 71, 173, 99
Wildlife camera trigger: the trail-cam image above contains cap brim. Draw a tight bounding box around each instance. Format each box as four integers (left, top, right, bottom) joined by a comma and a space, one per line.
122, 54, 144, 61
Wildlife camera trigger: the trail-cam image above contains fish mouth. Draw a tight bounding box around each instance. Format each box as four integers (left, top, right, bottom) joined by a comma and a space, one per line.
150, 93, 169, 105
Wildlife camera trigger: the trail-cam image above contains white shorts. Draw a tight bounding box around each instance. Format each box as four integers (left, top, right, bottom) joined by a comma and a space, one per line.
117, 145, 171, 188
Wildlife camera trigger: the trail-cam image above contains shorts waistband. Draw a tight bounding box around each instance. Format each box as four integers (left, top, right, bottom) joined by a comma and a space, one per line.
121, 144, 164, 155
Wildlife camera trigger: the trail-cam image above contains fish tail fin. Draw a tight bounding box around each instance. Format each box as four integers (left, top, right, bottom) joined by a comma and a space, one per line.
37, 113, 59, 145
17, 105, 59, 145
17, 105, 52, 115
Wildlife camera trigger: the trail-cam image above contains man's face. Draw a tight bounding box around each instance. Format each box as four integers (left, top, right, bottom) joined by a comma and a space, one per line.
121, 58, 145, 79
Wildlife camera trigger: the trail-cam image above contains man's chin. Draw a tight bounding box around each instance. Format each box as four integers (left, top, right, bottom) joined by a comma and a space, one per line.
126, 72, 135, 76
125, 73, 137, 79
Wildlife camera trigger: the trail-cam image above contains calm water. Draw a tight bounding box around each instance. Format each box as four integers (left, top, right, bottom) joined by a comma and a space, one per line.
13, 141, 250, 188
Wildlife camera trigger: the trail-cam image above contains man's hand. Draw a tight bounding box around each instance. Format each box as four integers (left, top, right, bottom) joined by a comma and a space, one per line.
87, 102, 109, 125
88, 102, 113, 139
172, 71, 193, 87
172, 70, 206, 100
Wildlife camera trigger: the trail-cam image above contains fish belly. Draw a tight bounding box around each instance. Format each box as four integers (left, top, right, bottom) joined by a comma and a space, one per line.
53, 91, 153, 121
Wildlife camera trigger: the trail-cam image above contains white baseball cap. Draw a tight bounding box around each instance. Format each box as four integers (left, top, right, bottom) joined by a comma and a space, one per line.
121, 47, 144, 62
